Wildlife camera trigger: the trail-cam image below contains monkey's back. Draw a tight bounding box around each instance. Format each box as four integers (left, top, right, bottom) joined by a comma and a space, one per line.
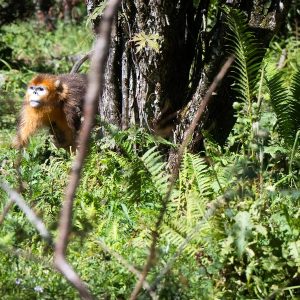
58, 74, 88, 132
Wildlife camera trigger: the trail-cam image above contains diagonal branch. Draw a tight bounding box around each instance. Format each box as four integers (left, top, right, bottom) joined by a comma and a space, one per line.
130, 56, 234, 300
70, 50, 94, 74
54, 0, 122, 299
0, 199, 13, 226
97, 239, 157, 299
0, 153, 25, 226
0, 181, 52, 244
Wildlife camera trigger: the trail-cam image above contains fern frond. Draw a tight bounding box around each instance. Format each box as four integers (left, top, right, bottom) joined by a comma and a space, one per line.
162, 221, 200, 256
290, 70, 300, 133
141, 146, 170, 197
170, 152, 212, 223
185, 153, 212, 197
225, 7, 263, 110
268, 71, 300, 145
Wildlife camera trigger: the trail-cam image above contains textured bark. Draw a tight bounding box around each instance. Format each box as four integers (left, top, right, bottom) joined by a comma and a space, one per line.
90, 0, 206, 132
99, 20, 121, 126
176, 0, 291, 148
87, 0, 291, 149
0, 1, 34, 26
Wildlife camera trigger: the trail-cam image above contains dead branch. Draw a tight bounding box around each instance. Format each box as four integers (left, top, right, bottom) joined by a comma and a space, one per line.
97, 239, 157, 299
0, 181, 52, 243
130, 56, 234, 300
54, 0, 122, 299
70, 50, 94, 74
0, 199, 13, 226
0, 152, 25, 226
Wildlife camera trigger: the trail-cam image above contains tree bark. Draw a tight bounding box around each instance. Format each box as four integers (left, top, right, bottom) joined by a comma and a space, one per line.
177, 0, 291, 148
88, 0, 291, 149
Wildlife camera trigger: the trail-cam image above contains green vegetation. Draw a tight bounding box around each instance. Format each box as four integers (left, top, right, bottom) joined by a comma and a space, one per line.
0, 9, 299, 300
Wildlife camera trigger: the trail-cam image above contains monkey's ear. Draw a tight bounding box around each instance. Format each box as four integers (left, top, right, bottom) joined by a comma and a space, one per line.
54, 80, 61, 88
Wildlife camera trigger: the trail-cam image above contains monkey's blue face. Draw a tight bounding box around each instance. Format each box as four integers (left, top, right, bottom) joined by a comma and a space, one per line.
27, 85, 48, 108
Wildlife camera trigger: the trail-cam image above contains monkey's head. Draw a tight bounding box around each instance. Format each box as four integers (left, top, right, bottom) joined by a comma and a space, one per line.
26, 74, 62, 108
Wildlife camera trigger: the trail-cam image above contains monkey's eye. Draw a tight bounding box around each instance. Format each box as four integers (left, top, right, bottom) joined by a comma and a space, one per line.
37, 87, 45, 92
29, 86, 34, 90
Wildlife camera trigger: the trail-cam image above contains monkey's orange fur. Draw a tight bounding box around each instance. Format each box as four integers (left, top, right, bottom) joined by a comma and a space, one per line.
14, 73, 87, 151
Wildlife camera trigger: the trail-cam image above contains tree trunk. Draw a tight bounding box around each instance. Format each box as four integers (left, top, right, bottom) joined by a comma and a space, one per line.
194, 0, 291, 147
89, 0, 291, 149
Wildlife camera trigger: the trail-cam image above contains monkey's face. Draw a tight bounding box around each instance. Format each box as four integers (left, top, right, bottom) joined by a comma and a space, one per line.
27, 85, 48, 108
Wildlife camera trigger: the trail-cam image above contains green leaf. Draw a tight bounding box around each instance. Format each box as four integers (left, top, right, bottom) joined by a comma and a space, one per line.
131, 32, 161, 53
288, 240, 300, 266
141, 146, 169, 197
225, 7, 263, 111
268, 70, 300, 146
233, 211, 253, 257
86, 1, 107, 26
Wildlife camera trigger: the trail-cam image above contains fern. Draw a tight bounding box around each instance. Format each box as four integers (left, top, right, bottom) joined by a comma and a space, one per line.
163, 152, 214, 256
290, 70, 300, 136
172, 152, 213, 219
225, 7, 263, 113
185, 153, 212, 198
141, 146, 169, 198
162, 221, 200, 256
86, 1, 107, 26
268, 70, 300, 146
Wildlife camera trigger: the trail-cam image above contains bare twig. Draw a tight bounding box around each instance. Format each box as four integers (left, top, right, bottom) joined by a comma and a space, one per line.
97, 239, 157, 299
130, 56, 234, 299
70, 50, 94, 74
0, 181, 52, 243
0, 199, 13, 226
54, 1, 122, 299
0, 152, 24, 226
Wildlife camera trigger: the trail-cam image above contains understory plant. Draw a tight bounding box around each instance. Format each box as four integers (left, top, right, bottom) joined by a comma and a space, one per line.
0, 7, 299, 300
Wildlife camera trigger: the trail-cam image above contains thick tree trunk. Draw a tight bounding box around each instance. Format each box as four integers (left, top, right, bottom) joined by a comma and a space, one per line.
92, 0, 206, 132
88, 0, 290, 149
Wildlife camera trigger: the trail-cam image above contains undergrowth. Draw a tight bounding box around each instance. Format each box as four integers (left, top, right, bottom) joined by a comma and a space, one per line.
0, 9, 299, 300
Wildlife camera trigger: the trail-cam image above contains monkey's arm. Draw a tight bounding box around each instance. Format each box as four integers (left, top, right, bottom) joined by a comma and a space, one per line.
12, 111, 41, 149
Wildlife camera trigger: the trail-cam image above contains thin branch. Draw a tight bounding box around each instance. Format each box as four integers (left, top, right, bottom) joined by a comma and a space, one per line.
0, 152, 25, 226
54, 1, 122, 299
70, 50, 94, 74
0, 181, 52, 244
130, 56, 234, 299
97, 239, 157, 299
0, 199, 13, 226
